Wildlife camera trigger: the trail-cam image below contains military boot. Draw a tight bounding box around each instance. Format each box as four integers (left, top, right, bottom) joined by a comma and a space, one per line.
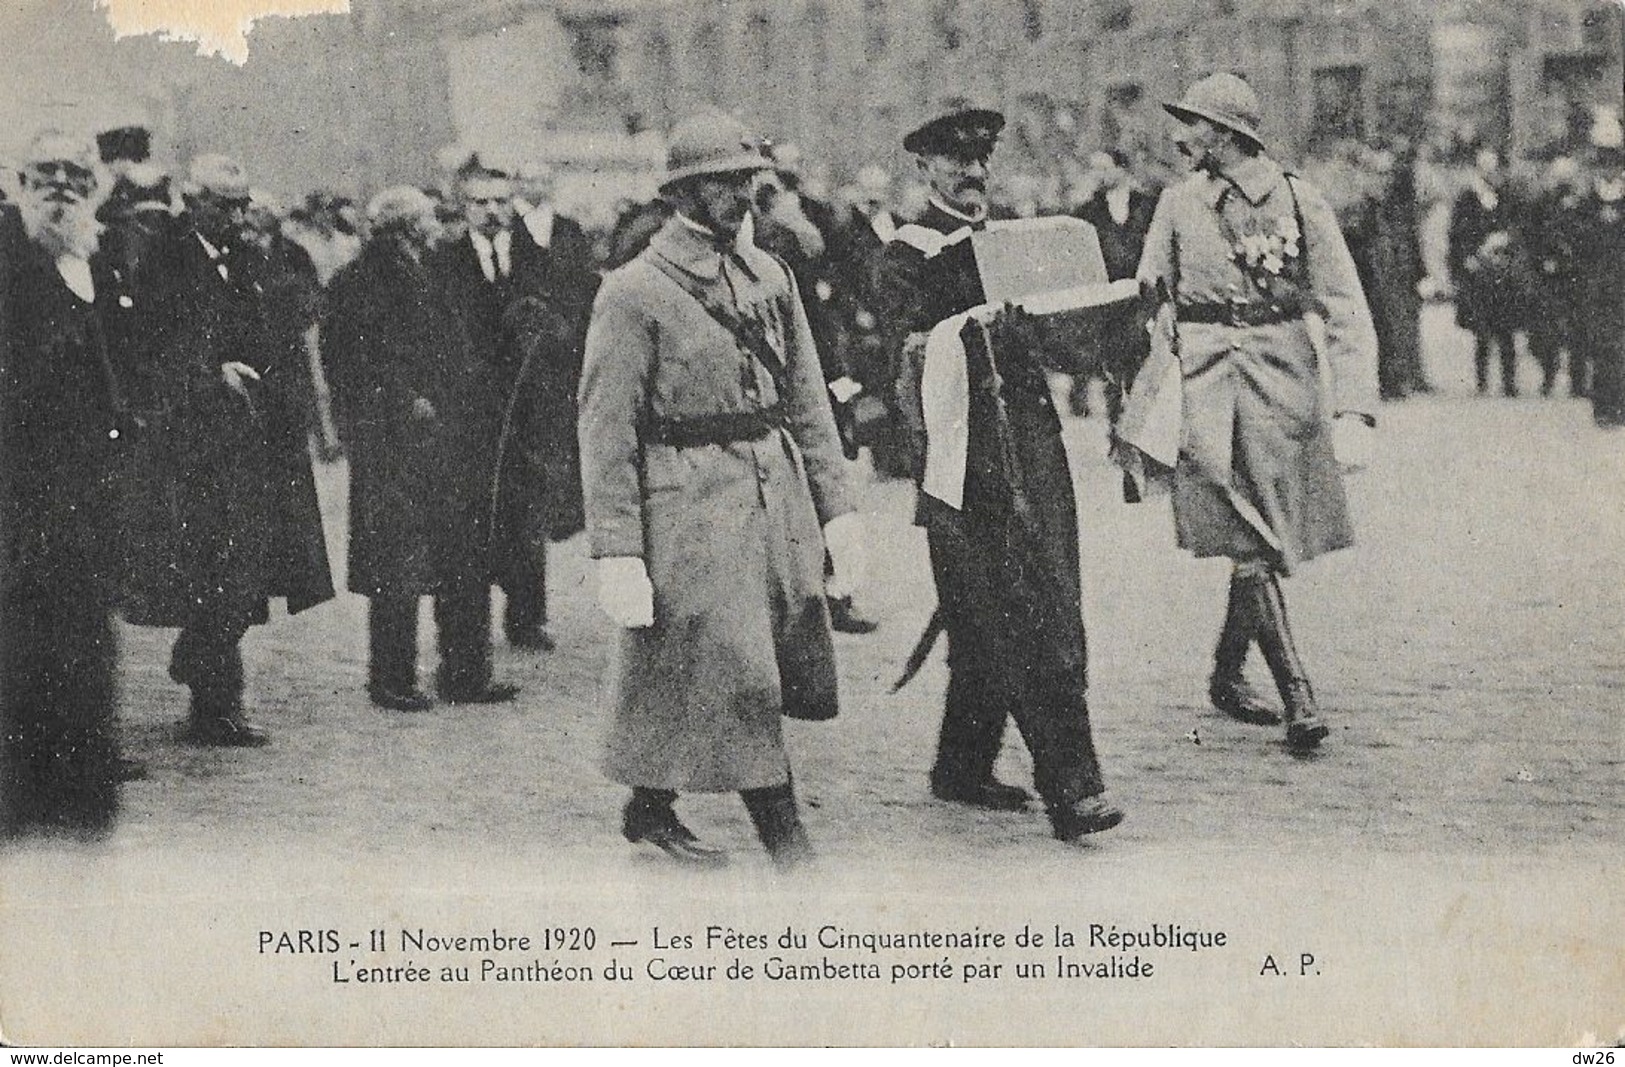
1208, 571, 1282, 726
1249, 574, 1330, 750
742, 784, 816, 871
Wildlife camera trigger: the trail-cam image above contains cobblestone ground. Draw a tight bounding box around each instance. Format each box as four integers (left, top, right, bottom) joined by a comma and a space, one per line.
6, 307, 1622, 1048
87, 305, 1621, 870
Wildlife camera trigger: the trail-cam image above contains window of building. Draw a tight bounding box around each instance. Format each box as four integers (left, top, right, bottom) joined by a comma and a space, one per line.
745, 11, 772, 73
863, 0, 889, 62
643, 30, 674, 129
1582, 3, 1621, 51
1020, 0, 1044, 42
1311, 65, 1366, 143
933, 0, 963, 52
806, 2, 830, 94
691, 20, 721, 103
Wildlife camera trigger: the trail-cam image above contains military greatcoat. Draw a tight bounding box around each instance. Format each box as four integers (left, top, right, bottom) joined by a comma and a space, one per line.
1134, 155, 1378, 571
578, 218, 855, 793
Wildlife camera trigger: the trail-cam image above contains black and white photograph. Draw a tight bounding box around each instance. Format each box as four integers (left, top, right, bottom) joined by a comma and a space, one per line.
0, 0, 1621, 1048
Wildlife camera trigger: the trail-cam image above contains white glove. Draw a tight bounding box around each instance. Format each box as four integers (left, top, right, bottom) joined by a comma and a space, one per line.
823, 512, 868, 601
828, 376, 864, 405
1332, 414, 1375, 473
596, 557, 654, 628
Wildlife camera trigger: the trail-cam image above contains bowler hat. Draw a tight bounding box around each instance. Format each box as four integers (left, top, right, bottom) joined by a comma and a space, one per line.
188, 154, 250, 200
903, 108, 1004, 158
97, 126, 151, 165
661, 112, 770, 191
1164, 73, 1265, 149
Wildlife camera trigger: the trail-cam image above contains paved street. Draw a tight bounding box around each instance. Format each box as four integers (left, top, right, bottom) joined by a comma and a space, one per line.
79, 305, 1621, 869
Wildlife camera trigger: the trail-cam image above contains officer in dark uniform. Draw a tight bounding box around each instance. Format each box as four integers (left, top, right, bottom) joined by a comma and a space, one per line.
875, 109, 1123, 840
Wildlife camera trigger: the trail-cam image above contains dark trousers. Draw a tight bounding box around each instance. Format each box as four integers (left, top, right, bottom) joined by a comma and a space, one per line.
431, 580, 495, 696
171, 612, 249, 712
367, 595, 420, 693
926, 522, 1105, 807
500, 541, 548, 637
1587, 331, 1625, 426
1, 596, 119, 835
1474, 331, 1518, 396
1527, 324, 1579, 396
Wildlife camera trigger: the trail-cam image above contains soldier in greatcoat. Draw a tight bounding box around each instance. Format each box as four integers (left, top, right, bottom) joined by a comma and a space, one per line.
875, 108, 1125, 841
119, 155, 334, 746
0, 132, 128, 834
578, 112, 865, 869
1122, 73, 1379, 750
323, 186, 519, 710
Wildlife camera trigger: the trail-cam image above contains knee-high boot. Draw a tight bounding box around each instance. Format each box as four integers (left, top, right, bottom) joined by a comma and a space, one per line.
741, 782, 815, 870
1209, 570, 1282, 726
1248, 574, 1330, 750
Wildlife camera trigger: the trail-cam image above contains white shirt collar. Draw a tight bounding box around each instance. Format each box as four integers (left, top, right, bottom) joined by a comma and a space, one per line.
521, 203, 554, 249
927, 195, 988, 227
57, 255, 95, 303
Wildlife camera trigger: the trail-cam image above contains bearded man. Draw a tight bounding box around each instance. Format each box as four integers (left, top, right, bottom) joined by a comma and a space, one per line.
0, 131, 128, 835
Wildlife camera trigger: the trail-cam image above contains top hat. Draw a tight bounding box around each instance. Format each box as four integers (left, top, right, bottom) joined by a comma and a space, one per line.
1163, 73, 1265, 149
97, 125, 151, 165
661, 112, 771, 191
902, 108, 1005, 158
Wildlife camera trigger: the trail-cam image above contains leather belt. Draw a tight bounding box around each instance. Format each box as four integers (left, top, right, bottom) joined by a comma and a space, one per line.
1177, 300, 1302, 327
643, 405, 783, 448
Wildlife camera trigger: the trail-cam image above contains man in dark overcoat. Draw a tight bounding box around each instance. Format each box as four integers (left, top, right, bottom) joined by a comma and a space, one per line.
119, 155, 334, 745
875, 108, 1124, 841
1576, 147, 1625, 427
1448, 147, 1531, 397
1122, 74, 1379, 750
1524, 155, 1591, 398
324, 186, 518, 709
1366, 142, 1429, 400
1, 132, 128, 834
438, 161, 584, 656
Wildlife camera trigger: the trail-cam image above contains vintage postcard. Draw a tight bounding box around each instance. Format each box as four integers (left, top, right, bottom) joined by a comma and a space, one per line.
0, 0, 1620, 1048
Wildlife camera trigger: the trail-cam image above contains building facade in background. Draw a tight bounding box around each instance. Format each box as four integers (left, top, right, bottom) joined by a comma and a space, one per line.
1, 0, 1618, 210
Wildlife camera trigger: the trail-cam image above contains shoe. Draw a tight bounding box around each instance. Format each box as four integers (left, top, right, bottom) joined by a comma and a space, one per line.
1208, 674, 1282, 726
506, 625, 556, 651
369, 685, 435, 712
183, 713, 271, 748
438, 681, 522, 705
827, 595, 880, 635
930, 778, 1032, 811
622, 808, 729, 868
1050, 795, 1125, 841
1282, 681, 1330, 750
